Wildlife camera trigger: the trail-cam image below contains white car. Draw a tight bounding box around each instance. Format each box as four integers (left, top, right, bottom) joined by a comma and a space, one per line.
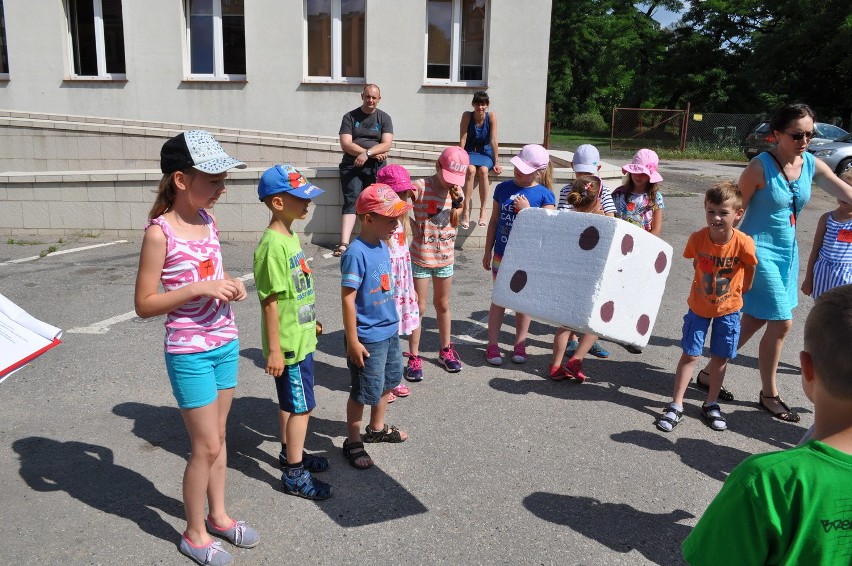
809, 133, 852, 176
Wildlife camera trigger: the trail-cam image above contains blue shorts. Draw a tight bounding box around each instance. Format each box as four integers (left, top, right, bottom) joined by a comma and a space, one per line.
347, 334, 403, 405
680, 310, 741, 359
274, 353, 317, 415
164, 339, 239, 409
412, 262, 454, 279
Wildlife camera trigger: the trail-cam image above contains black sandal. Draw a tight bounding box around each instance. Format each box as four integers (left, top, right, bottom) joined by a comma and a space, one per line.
362, 424, 407, 443
758, 391, 800, 423
342, 439, 373, 469
701, 402, 728, 431
332, 243, 348, 257
655, 404, 683, 433
695, 369, 735, 401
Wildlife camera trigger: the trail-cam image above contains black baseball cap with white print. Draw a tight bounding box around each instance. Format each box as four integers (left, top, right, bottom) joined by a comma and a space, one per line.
160, 130, 246, 175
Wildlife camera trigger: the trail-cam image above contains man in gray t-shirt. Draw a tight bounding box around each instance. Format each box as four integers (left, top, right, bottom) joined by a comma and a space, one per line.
335, 84, 394, 256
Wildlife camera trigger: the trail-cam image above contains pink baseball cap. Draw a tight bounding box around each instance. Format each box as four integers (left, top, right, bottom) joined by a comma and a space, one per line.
510, 144, 550, 174
438, 146, 470, 186
355, 183, 414, 217
376, 164, 415, 193
622, 149, 663, 183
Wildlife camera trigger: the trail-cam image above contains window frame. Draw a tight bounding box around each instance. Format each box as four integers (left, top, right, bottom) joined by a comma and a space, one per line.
302, 0, 366, 84
183, 0, 247, 82
64, 0, 126, 80
423, 0, 488, 87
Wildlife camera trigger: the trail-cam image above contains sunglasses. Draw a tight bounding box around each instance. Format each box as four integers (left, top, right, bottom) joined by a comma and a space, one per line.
783, 130, 816, 141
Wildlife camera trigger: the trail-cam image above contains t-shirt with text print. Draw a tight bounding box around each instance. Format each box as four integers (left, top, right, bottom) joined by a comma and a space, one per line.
340, 237, 399, 343
492, 180, 555, 257
409, 176, 458, 268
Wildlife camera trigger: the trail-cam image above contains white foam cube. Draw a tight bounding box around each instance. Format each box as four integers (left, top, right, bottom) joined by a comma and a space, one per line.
492, 208, 673, 348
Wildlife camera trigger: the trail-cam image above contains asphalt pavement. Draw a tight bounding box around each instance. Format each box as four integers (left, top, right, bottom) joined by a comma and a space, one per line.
0, 163, 834, 565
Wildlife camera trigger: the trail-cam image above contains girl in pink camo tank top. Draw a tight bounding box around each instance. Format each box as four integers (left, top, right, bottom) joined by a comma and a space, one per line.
134, 131, 258, 565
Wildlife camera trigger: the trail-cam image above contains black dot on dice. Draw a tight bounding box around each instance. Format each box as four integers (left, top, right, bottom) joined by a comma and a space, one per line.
621, 234, 634, 255
579, 226, 599, 251
510, 270, 527, 293
655, 251, 668, 273
636, 314, 650, 336
600, 301, 615, 322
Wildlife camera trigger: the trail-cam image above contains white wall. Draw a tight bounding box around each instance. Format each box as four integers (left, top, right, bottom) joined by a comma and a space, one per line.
0, 0, 552, 145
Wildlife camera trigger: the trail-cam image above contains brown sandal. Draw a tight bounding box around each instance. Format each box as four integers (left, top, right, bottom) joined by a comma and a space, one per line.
332, 243, 348, 257
342, 439, 373, 469
362, 424, 407, 443
758, 390, 800, 423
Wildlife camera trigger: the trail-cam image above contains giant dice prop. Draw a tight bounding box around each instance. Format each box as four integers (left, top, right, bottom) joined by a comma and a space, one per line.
492, 208, 672, 348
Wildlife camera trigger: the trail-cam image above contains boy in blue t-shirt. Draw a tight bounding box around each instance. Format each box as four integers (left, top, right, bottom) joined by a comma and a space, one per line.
253, 165, 332, 500
340, 183, 413, 469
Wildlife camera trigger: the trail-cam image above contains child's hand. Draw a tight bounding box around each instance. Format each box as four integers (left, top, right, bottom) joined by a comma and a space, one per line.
801, 279, 813, 297
482, 251, 492, 271
266, 352, 284, 377
514, 195, 530, 212
347, 340, 370, 368
230, 277, 247, 301
198, 279, 242, 301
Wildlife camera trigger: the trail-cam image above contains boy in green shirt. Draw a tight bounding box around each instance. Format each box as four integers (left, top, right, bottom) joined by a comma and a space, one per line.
253, 164, 331, 500
683, 284, 852, 564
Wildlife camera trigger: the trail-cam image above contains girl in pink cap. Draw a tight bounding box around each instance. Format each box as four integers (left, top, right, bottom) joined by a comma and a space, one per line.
613, 148, 665, 235
375, 164, 419, 401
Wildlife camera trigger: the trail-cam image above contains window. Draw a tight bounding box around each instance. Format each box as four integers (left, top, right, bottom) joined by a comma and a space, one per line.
186, 0, 246, 78
426, 0, 487, 85
66, 0, 126, 78
0, 0, 8, 77
305, 0, 365, 82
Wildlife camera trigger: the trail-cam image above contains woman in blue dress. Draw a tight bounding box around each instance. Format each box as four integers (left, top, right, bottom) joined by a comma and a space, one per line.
698, 104, 852, 422
459, 91, 503, 229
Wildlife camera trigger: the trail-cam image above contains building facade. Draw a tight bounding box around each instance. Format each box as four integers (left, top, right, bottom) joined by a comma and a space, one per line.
0, 0, 552, 145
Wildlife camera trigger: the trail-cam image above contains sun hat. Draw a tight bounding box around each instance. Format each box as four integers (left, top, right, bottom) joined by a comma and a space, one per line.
622, 149, 663, 183
355, 183, 414, 217
160, 130, 246, 175
376, 164, 416, 193
257, 164, 325, 201
438, 146, 470, 186
571, 144, 601, 174
510, 144, 550, 175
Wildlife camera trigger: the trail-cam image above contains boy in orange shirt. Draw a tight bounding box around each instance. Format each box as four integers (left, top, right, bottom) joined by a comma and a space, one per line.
656, 182, 757, 432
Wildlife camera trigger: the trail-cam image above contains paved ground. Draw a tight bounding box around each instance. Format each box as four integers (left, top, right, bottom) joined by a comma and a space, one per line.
0, 165, 834, 565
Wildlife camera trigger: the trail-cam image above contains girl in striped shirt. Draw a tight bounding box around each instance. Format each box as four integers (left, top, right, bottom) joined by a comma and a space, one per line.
802, 171, 852, 299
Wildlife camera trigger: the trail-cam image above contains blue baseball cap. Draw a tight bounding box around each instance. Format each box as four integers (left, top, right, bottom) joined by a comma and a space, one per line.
257, 164, 325, 201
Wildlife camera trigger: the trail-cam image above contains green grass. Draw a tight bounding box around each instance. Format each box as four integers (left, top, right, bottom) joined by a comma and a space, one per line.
7, 238, 45, 245
548, 129, 610, 151
548, 129, 748, 162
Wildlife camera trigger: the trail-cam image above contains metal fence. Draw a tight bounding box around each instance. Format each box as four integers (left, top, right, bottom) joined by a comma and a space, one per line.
611, 107, 764, 152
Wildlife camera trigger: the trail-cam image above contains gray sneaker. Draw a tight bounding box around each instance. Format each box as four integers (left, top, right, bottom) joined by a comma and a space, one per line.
179, 535, 234, 566
205, 517, 260, 548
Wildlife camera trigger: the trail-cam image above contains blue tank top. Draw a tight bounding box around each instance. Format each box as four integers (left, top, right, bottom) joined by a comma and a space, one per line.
464, 112, 492, 156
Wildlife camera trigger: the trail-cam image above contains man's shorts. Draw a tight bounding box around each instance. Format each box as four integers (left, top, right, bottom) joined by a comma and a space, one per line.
347, 334, 403, 405
274, 352, 317, 415
165, 339, 239, 409
681, 310, 741, 359
412, 262, 454, 279
339, 161, 384, 215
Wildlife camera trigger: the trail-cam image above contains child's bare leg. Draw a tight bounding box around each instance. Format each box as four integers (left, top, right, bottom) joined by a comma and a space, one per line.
205, 388, 233, 529
346, 397, 365, 445
409, 277, 430, 355
514, 312, 531, 346
278, 410, 288, 446
285, 412, 310, 465
568, 333, 597, 361
672, 353, 699, 406
477, 166, 490, 223
369, 391, 409, 441
552, 327, 571, 367
432, 275, 453, 348
703, 355, 728, 405
487, 302, 505, 346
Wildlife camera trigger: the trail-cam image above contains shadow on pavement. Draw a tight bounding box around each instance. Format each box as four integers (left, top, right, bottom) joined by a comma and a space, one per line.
524, 492, 693, 565
12, 437, 183, 544
113, 397, 428, 527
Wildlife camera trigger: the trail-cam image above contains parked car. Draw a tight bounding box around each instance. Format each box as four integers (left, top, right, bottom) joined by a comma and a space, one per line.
744, 121, 848, 160
809, 133, 852, 176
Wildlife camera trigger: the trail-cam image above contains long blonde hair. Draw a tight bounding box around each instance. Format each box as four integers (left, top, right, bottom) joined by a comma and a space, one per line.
148, 169, 194, 219
535, 162, 553, 191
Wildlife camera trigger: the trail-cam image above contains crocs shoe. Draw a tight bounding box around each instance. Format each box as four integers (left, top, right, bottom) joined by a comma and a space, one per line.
179, 535, 234, 566
564, 358, 588, 382
278, 449, 329, 473
485, 344, 502, 366
565, 340, 580, 357
511, 342, 527, 363
392, 384, 411, 397
403, 353, 423, 382
589, 341, 610, 359
439, 344, 463, 372
205, 517, 260, 549
282, 467, 332, 500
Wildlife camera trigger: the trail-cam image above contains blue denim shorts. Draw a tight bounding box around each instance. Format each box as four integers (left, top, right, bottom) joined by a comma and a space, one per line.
274, 353, 316, 415
347, 334, 403, 405
681, 310, 741, 359
164, 339, 239, 409
412, 262, 454, 279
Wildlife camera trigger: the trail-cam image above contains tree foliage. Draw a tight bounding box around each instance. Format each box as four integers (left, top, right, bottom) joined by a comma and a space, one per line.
548, 0, 852, 127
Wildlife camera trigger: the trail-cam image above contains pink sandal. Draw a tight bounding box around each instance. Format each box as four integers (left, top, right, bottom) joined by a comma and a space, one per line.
391, 384, 410, 397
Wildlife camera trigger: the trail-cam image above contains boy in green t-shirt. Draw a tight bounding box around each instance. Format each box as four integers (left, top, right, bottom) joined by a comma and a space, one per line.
253, 164, 331, 500
683, 284, 852, 564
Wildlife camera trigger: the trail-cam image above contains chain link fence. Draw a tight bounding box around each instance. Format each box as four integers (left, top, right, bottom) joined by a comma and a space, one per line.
611, 107, 765, 152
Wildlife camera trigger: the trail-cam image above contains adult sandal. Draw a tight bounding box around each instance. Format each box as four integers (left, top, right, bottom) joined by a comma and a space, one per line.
759, 390, 801, 423
701, 402, 728, 431
342, 438, 373, 469
695, 369, 734, 401
363, 424, 407, 443
655, 403, 683, 433
332, 243, 348, 257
